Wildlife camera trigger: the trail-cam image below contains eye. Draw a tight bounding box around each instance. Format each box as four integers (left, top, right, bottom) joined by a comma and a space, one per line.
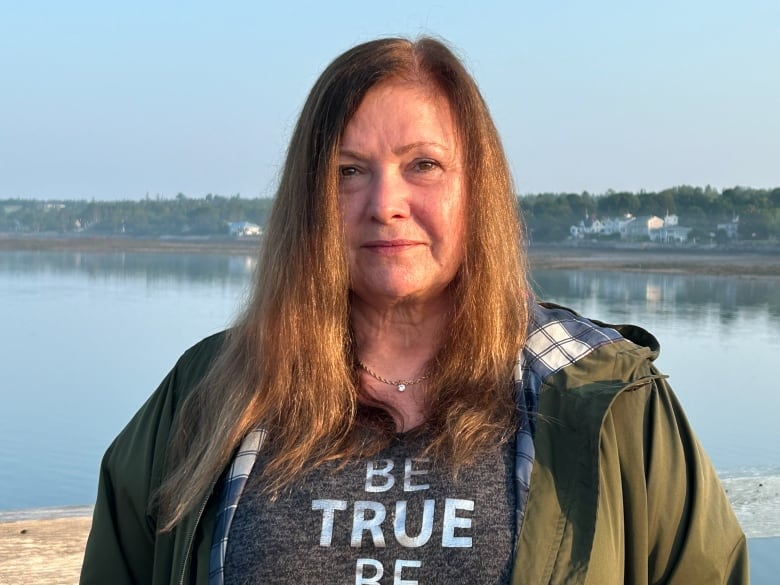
339, 165, 360, 178
413, 159, 440, 172
338, 164, 369, 194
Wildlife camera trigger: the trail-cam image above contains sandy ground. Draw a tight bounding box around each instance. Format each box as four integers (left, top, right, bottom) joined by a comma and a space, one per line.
0, 517, 90, 585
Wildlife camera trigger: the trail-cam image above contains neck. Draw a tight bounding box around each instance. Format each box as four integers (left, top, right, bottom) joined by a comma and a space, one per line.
351, 299, 449, 354
350, 293, 451, 374
350, 294, 453, 432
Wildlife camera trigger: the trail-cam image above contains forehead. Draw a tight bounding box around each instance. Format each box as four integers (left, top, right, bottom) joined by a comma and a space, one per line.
341, 80, 459, 151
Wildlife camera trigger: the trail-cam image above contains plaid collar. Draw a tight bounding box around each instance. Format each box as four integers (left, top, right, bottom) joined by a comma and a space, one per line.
519, 302, 625, 405
207, 302, 625, 584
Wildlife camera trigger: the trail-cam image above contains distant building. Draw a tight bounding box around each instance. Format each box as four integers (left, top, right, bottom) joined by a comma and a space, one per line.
228, 221, 261, 237
570, 212, 692, 243
652, 213, 694, 243
570, 217, 604, 239
602, 215, 636, 238
624, 215, 664, 239
651, 225, 692, 244
570, 214, 635, 239
717, 216, 739, 240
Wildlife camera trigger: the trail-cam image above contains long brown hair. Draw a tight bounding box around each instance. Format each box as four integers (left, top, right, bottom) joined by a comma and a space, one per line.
157, 36, 530, 530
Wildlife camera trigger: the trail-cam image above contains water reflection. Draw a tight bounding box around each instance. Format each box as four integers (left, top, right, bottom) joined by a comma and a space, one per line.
531, 269, 780, 324
6, 252, 780, 323
0, 250, 257, 287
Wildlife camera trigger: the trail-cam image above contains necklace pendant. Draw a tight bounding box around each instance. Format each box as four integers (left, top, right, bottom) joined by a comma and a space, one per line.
397, 383, 406, 392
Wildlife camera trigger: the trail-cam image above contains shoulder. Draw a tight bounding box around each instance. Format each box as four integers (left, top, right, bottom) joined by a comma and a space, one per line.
525, 301, 672, 450
101, 329, 230, 480
524, 302, 661, 395
166, 329, 229, 402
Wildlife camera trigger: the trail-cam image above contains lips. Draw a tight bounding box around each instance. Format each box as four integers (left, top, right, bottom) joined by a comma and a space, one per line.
361, 239, 423, 254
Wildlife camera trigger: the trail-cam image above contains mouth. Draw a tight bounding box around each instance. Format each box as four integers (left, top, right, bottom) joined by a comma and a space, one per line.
361, 239, 422, 253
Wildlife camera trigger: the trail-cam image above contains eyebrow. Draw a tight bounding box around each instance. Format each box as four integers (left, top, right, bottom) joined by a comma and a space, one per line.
338, 141, 450, 160
392, 141, 450, 156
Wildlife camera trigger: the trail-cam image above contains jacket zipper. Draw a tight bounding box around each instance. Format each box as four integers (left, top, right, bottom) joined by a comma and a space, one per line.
177, 483, 217, 585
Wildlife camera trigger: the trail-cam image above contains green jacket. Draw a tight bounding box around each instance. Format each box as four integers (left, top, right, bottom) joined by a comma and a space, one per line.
81, 307, 748, 584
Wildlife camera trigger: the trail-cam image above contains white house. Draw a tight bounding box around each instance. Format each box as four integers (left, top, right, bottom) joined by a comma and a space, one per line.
650, 213, 692, 243
624, 215, 664, 239
570, 217, 604, 239
228, 221, 262, 237
651, 225, 692, 243
602, 215, 637, 238
569, 213, 692, 242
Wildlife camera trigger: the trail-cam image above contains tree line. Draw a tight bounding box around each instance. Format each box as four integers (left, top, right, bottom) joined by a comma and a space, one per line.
2, 185, 779, 242
0, 193, 274, 237
519, 185, 780, 242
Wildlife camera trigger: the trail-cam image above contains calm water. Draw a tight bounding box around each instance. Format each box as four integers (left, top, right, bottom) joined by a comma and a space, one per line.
1, 251, 253, 511
532, 269, 780, 475
1, 250, 778, 576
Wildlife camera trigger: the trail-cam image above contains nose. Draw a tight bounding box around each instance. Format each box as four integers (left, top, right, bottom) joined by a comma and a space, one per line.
367, 169, 410, 223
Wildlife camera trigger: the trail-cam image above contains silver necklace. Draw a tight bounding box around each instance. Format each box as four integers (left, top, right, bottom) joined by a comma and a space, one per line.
356, 359, 429, 392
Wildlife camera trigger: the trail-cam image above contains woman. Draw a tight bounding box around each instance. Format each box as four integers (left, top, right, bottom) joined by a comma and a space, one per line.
80, 37, 747, 584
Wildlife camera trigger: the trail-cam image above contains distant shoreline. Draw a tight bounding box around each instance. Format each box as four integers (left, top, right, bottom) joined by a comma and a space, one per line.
0, 505, 93, 524
1, 234, 780, 277
526, 243, 780, 277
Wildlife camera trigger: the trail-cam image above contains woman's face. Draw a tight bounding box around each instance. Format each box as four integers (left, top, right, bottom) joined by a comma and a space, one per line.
338, 80, 466, 308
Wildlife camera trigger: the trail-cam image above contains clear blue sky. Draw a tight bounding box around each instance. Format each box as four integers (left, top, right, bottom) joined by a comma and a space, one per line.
2, 0, 778, 200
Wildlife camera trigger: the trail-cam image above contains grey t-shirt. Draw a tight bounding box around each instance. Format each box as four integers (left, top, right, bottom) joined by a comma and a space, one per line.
224, 432, 516, 585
